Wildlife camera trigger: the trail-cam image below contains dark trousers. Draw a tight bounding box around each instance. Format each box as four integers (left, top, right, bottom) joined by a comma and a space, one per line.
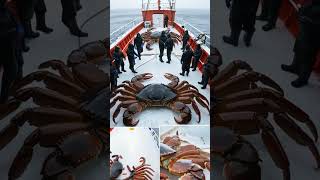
182, 64, 190, 76
182, 40, 188, 51
267, 0, 282, 26
167, 49, 172, 62
200, 74, 209, 88
192, 58, 200, 70
0, 40, 18, 103
129, 63, 135, 72
159, 45, 165, 59
61, 0, 77, 24
34, 0, 47, 15
291, 50, 318, 82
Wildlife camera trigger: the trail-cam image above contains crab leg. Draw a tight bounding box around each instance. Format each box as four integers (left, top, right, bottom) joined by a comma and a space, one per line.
259, 118, 290, 180
0, 107, 83, 150
218, 97, 318, 142
212, 60, 253, 86
0, 99, 21, 120
8, 123, 90, 179
38, 59, 75, 83
117, 83, 139, 93
215, 71, 284, 97
14, 87, 79, 111
274, 113, 320, 168
11, 71, 85, 98
111, 95, 136, 108
114, 89, 137, 97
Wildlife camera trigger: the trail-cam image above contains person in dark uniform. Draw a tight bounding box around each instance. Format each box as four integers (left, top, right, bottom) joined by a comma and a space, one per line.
256, 0, 270, 21
110, 60, 118, 91
261, 0, 283, 31
192, 44, 203, 71
112, 46, 126, 74
198, 49, 223, 89
281, 0, 320, 88
181, 30, 190, 51
61, 0, 88, 37
19, 0, 39, 39
0, 2, 18, 103
164, 14, 169, 28
223, 0, 260, 47
180, 44, 194, 76
165, 33, 174, 63
126, 44, 138, 73
159, 31, 167, 62
34, 0, 53, 33
134, 33, 143, 60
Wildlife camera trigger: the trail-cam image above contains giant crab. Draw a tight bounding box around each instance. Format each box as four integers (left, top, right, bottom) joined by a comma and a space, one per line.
210, 57, 320, 179
0, 40, 110, 180
111, 73, 209, 126
160, 132, 210, 180
141, 28, 181, 50
110, 155, 154, 180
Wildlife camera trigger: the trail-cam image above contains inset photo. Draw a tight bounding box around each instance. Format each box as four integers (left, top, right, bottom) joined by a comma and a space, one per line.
110, 0, 211, 128
110, 127, 160, 179
160, 126, 210, 179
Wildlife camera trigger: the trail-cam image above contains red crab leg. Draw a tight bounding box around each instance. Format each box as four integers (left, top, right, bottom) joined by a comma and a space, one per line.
14, 87, 79, 110
0, 107, 83, 150
169, 102, 192, 124
212, 60, 252, 86
111, 95, 136, 108
123, 103, 145, 126
38, 59, 75, 83
114, 89, 137, 97
164, 73, 180, 88
274, 113, 320, 168
11, 71, 85, 98
117, 83, 139, 93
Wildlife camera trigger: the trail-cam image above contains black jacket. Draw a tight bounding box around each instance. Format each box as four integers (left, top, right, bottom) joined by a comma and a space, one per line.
134, 36, 143, 50
159, 34, 167, 48
126, 47, 138, 65
165, 37, 174, 51
112, 51, 125, 64
194, 48, 202, 60
181, 49, 194, 66
182, 32, 190, 43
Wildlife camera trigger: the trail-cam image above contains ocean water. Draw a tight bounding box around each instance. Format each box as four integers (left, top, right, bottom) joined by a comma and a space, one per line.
110, 8, 210, 35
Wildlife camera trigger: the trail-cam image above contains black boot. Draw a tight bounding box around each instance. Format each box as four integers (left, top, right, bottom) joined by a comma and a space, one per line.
256, 15, 268, 21
180, 72, 184, 76
291, 78, 308, 88
262, 23, 275, 31
281, 64, 298, 75
198, 81, 203, 84
24, 21, 40, 39
243, 31, 254, 47
36, 14, 53, 33
223, 29, 240, 47
67, 17, 88, 37
159, 57, 164, 62
22, 38, 30, 52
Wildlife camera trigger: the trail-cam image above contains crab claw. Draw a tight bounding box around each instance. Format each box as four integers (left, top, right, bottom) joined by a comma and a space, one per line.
170, 102, 192, 124
164, 73, 179, 88
131, 73, 153, 83
0, 98, 21, 120
123, 103, 143, 126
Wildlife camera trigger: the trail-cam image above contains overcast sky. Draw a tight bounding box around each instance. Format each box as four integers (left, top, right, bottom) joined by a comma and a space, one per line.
110, 0, 210, 10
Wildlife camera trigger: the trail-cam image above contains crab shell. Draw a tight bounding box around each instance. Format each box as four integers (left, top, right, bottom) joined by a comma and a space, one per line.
169, 160, 205, 179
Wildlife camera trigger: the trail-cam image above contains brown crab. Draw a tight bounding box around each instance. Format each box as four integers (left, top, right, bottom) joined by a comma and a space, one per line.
210, 58, 320, 179
0, 40, 110, 180
111, 73, 209, 126
110, 155, 154, 180
141, 28, 181, 50
160, 133, 209, 180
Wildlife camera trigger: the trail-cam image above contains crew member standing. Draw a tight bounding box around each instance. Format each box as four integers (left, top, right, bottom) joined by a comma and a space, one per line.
112, 46, 126, 74
159, 31, 167, 62
164, 14, 169, 28
61, 0, 88, 37
181, 30, 190, 51
192, 44, 203, 71
180, 45, 194, 76
262, 0, 283, 31
126, 44, 138, 73
0, 2, 18, 103
134, 33, 143, 60
19, 0, 40, 39
281, 1, 320, 88
34, 0, 53, 33
223, 0, 260, 47
165, 33, 174, 63
110, 60, 118, 91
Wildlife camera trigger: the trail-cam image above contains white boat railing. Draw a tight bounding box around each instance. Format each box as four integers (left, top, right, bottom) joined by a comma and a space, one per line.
175, 17, 211, 48
142, 2, 175, 10
110, 17, 142, 44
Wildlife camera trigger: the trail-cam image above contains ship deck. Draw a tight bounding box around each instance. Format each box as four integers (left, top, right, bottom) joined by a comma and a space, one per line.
110, 27, 211, 127
212, 1, 320, 179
